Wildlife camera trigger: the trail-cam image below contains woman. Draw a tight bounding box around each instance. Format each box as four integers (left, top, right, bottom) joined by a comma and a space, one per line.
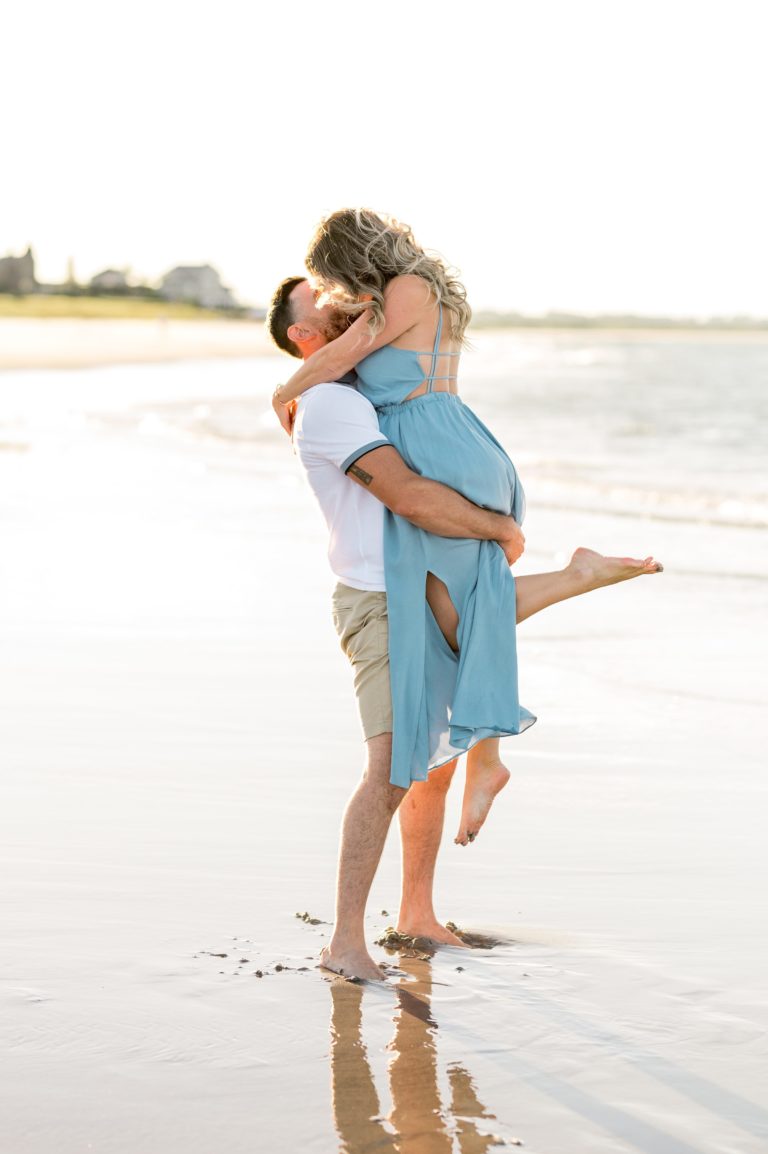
273, 209, 659, 844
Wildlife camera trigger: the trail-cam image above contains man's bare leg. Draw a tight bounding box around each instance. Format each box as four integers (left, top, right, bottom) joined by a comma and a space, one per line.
396, 758, 468, 946
449, 548, 663, 845
320, 733, 407, 981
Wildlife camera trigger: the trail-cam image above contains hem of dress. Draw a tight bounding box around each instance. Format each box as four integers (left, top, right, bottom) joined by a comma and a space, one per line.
391, 715, 538, 786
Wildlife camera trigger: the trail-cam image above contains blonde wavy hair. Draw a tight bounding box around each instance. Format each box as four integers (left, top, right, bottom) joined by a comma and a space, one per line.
306, 208, 472, 342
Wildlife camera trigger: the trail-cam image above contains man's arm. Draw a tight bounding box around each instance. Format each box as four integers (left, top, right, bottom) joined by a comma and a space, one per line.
347, 445, 524, 564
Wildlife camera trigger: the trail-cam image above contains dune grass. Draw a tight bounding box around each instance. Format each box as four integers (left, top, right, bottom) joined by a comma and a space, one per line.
0, 294, 247, 321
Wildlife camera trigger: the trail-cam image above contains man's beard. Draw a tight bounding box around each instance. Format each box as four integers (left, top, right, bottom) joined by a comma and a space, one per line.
321, 308, 351, 342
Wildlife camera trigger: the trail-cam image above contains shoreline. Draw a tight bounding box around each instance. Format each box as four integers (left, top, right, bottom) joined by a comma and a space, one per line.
472, 324, 768, 343
3, 316, 768, 373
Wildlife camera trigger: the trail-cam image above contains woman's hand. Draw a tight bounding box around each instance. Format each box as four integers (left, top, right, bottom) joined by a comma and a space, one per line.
272, 387, 296, 437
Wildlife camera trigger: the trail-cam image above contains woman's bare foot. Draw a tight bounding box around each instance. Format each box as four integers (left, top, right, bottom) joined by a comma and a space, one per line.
395, 920, 470, 948
318, 943, 386, 982
567, 547, 662, 592
455, 753, 511, 846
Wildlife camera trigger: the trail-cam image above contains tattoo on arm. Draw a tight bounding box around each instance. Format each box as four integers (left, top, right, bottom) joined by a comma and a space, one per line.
348, 463, 373, 486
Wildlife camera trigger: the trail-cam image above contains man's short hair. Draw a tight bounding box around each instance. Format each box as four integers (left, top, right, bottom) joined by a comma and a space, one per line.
266, 275, 307, 358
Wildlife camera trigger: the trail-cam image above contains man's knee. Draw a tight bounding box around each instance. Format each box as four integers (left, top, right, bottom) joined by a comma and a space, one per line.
384, 782, 409, 812
420, 757, 458, 794
361, 771, 408, 814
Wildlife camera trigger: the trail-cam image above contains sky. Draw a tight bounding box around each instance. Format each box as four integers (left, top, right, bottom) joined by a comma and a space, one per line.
3, 0, 766, 316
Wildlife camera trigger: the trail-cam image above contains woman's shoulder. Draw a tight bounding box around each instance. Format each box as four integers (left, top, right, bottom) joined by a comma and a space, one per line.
384, 274, 434, 308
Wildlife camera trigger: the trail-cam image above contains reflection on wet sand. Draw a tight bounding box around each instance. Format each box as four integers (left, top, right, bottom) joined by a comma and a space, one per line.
329, 958, 505, 1154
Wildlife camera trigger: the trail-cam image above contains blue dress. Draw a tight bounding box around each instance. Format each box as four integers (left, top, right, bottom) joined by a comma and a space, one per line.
356, 303, 536, 788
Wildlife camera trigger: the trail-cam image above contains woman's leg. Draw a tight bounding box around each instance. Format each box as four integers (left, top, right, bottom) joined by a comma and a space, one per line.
427, 549, 662, 644
515, 548, 662, 623
458, 738, 511, 845
425, 571, 459, 651
427, 549, 662, 846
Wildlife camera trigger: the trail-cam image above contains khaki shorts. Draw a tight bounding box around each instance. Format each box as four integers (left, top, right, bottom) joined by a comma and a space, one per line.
331, 582, 393, 740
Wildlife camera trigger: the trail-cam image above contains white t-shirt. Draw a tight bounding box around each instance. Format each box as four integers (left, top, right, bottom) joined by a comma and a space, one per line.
292, 382, 391, 591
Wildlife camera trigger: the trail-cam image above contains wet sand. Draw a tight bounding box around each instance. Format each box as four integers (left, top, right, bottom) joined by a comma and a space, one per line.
1, 355, 766, 1153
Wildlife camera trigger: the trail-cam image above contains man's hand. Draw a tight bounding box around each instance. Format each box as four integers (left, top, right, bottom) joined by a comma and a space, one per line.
498, 521, 525, 565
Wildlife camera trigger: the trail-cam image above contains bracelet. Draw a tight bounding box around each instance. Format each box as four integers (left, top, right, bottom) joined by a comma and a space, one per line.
273, 385, 287, 406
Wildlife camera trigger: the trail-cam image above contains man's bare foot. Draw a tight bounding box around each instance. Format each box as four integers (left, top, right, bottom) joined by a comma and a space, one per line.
567, 547, 662, 592
455, 754, 511, 846
318, 943, 386, 982
395, 919, 470, 948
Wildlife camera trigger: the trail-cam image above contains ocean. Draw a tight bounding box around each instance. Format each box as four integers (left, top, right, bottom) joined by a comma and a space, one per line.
5, 328, 765, 544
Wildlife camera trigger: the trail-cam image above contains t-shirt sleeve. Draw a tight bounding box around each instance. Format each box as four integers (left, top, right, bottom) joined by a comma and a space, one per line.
294, 387, 390, 473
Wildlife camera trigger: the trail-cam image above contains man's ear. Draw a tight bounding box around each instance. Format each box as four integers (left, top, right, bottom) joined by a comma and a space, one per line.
287, 322, 312, 345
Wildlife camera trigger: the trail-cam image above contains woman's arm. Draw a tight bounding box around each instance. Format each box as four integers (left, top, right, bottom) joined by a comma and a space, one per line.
275, 275, 433, 405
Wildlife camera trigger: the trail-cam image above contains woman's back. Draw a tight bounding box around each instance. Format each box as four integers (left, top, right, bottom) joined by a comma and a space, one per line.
356, 283, 461, 407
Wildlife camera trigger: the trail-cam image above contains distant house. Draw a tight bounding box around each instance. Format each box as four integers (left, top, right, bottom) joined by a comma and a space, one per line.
90, 268, 129, 292
0, 247, 36, 294
159, 264, 236, 309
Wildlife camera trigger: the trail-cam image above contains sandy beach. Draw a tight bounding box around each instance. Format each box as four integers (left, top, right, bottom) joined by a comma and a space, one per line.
0, 317, 273, 371
1, 332, 766, 1152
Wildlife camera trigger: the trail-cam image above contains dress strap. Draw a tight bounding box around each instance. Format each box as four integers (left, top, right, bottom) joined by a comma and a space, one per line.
426, 303, 444, 394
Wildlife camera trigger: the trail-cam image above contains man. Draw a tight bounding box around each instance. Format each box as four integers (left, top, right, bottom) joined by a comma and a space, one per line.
267, 276, 660, 981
